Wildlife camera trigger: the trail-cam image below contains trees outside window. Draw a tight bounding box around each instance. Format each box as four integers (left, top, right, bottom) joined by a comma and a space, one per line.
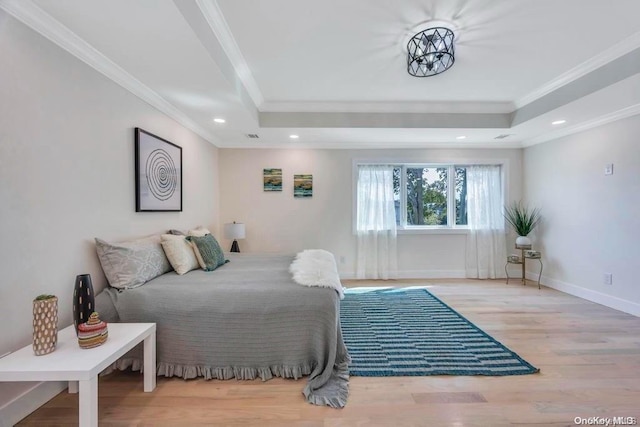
406, 167, 448, 225
390, 165, 476, 228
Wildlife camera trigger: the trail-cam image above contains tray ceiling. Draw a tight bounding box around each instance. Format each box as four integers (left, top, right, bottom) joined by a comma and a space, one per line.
2, 0, 639, 148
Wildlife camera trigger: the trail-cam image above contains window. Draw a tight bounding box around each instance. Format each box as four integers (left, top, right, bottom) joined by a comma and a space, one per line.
386, 164, 498, 230
404, 166, 449, 226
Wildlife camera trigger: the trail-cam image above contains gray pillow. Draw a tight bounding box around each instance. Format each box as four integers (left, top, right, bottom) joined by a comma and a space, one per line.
95, 235, 172, 289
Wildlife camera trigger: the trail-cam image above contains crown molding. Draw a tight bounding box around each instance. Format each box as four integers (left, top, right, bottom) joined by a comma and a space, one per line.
195, 0, 264, 107
515, 30, 640, 109
0, 0, 219, 146
260, 100, 514, 114
522, 103, 640, 147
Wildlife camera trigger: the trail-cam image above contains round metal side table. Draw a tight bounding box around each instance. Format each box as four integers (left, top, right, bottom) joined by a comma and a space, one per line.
505, 246, 543, 289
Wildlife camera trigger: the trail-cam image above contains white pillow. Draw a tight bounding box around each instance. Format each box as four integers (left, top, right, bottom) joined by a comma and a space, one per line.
187, 227, 211, 237
160, 234, 200, 275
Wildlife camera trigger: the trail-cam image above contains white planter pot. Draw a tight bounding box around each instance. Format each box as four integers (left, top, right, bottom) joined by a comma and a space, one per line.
515, 235, 531, 247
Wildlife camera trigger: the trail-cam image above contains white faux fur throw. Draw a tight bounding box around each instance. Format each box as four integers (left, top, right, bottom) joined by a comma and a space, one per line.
289, 249, 344, 299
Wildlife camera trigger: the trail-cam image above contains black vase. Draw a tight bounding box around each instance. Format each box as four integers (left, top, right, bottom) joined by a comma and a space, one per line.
73, 274, 95, 335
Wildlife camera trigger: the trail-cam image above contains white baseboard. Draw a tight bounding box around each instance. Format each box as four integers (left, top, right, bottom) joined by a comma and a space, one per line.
0, 381, 66, 427
339, 269, 639, 317
528, 272, 640, 317
340, 269, 466, 280
397, 270, 466, 279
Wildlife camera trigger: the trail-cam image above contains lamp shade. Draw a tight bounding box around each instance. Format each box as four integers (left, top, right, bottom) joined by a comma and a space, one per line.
224, 222, 245, 240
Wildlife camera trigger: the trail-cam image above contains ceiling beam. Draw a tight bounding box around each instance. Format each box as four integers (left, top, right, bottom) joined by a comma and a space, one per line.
174, 0, 260, 121
513, 48, 640, 126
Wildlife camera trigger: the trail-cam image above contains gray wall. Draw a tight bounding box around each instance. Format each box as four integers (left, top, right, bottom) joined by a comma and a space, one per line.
523, 115, 640, 314
0, 10, 220, 414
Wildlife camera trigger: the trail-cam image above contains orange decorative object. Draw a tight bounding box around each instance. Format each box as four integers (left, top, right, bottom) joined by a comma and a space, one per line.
77, 312, 108, 349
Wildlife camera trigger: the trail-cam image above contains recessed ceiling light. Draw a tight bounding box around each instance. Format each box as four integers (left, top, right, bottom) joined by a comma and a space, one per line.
289, 134, 299, 139
552, 120, 566, 125
456, 136, 466, 140
213, 118, 226, 123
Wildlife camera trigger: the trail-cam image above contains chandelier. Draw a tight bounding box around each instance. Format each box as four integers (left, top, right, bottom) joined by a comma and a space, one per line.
407, 27, 455, 77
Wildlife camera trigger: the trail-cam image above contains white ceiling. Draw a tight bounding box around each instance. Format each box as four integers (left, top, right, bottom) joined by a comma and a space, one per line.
3, 0, 640, 149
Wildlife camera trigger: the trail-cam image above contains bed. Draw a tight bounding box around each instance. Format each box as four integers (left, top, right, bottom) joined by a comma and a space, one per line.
95, 252, 350, 408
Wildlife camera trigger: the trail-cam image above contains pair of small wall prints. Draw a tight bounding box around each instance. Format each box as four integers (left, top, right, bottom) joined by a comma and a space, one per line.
262, 169, 313, 197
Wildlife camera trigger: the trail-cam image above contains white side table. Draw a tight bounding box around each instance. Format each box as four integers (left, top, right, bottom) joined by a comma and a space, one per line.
0, 323, 156, 427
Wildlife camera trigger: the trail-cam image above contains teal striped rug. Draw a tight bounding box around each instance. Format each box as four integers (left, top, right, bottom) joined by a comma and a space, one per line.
341, 288, 539, 376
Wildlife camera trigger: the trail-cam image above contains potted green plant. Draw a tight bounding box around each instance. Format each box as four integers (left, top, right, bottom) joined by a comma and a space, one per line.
504, 201, 541, 248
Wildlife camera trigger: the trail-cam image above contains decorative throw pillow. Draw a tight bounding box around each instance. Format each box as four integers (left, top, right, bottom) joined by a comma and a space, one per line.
160, 234, 199, 275
167, 229, 186, 236
187, 227, 211, 237
186, 234, 228, 271
95, 235, 171, 289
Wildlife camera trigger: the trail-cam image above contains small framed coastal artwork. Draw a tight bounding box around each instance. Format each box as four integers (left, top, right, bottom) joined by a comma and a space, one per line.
293, 174, 312, 198
263, 168, 282, 191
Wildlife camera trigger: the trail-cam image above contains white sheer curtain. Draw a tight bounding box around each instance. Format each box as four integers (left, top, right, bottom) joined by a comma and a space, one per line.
465, 165, 506, 279
356, 165, 398, 279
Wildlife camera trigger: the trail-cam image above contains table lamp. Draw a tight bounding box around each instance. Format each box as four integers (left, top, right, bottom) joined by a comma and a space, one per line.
223, 222, 245, 252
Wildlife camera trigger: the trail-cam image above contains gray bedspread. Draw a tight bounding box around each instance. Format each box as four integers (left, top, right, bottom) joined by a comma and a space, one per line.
95, 253, 349, 408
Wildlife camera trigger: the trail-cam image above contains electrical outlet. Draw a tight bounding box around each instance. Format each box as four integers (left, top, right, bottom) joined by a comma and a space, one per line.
339, 256, 346, 264
604, 164, 614, 175
603, 273, 613, 285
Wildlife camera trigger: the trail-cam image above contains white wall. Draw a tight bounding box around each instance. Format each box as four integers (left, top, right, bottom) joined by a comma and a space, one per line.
219, 148, 522, 278
523, 115, 640, 315
0, 11, 219, 420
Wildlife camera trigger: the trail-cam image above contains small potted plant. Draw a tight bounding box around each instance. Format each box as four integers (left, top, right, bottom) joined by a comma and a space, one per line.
504, 201, 541, 248
33, 294, 58, 355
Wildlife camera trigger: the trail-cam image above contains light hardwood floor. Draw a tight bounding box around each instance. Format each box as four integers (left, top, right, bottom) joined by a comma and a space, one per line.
18, 280, 640, 426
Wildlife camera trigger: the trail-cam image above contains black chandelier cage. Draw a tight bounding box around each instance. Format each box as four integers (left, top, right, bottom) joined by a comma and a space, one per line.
407, 27, 455, 77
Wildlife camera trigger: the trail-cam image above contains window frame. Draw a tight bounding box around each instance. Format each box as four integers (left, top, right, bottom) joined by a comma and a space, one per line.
353, 159, 508, 235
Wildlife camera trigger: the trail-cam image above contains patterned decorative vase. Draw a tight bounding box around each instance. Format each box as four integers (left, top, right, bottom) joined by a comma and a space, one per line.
77, 312, 108, 349
73, 274, 95, 335
33, 295, 58, 356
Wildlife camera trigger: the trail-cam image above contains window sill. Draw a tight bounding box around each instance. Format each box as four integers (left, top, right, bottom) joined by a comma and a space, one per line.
397, 228, 469, 235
